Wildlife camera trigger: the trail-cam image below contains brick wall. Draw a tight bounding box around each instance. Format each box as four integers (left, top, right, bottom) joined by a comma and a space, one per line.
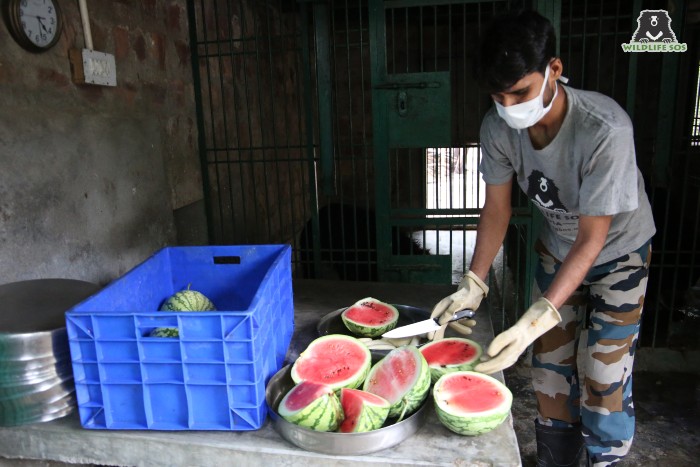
0, 0, 203, 285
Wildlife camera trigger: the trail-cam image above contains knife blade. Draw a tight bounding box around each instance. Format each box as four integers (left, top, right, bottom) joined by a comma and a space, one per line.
381, 309, 475, 339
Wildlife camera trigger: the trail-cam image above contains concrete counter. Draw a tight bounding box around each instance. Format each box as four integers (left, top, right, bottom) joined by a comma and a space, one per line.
0, 280, 521, 466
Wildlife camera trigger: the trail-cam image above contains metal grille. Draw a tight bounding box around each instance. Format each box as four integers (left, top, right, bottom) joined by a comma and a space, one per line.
188, 0, 699, 347
188, 0, 314, 260
379, 1, 531, 331
557, 0, 699, 349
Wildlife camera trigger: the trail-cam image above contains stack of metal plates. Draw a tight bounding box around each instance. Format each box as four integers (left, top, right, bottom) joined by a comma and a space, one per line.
0, 279, 100, 426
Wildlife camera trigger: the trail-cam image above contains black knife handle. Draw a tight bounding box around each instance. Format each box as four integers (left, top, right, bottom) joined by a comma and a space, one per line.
449, 309, 475, 322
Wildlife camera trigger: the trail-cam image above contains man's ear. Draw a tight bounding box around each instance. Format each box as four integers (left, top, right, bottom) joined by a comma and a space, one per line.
549, 58, 564, 82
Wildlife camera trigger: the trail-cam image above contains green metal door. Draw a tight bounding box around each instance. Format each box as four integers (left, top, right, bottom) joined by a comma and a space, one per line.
367, 0, 530, 288
369, 0, 452, 284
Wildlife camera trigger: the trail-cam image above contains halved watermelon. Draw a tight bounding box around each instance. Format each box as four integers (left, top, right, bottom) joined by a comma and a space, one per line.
419, 337, 483, 384
291, 334, 372, 390
338, 388, 390, 433
433, 371, 513, 436
278, 380, 343, 432
341, 297, 399, 338
362, 346, 430, 421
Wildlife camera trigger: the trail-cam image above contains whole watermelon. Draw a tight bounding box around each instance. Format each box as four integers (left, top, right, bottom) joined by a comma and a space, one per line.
160, 285, 216, 312
149, 327, 179, 338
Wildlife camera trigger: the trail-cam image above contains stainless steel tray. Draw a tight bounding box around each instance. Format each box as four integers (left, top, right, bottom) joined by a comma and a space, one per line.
0, 279, 98, 426
265, 361, 429, 455
0, 279, 100, 333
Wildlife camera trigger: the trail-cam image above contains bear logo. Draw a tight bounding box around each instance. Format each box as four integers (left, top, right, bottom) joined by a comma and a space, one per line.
527, 170, 567, 213
631, 10, 677, 43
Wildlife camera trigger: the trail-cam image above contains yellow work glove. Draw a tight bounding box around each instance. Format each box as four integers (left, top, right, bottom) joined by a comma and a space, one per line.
428, 271, 488, 341
474, 297, 561, 375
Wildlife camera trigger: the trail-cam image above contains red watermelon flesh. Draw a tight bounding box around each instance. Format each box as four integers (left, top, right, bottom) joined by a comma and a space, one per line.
433, 371, 512, 436
363, 346, 431, 419
278, 380, 344, 432
367, 350, 416, 400
284, 381, 332, 412
341, 297, 399, 338
291, 335, 371, 390
338, 388, 390, 433
419, 338, 483, 383
420, 338, 479, 365
439, 372, 504, 413
344, 301, 395, 326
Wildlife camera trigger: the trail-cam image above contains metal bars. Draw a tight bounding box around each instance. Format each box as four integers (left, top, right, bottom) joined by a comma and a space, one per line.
188, 0, 317, 286
558, 0, 699, 349
187, 0, 699, 348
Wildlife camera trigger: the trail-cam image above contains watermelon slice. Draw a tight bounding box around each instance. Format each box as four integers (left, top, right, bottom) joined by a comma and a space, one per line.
433, 371, 513, 436
363, 346, 430, 421
419, 337, 483, 384
341, 297, 399, 338
338, 388, 390, 433
291, 334, 372, 390
278, 380, 344, 432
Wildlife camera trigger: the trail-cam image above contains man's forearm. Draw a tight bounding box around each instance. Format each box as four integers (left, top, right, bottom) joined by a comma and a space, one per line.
470, 202, 511, 281
542, 215, 612, 308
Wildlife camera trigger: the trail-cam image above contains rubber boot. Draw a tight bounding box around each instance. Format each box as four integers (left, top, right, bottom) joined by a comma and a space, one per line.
535, 420, 585, 467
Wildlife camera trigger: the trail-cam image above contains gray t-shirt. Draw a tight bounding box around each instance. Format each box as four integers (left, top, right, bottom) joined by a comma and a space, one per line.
479, 85, 656, 265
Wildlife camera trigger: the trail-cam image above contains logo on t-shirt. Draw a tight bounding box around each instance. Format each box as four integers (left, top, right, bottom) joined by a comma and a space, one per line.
527, 170, 567, 213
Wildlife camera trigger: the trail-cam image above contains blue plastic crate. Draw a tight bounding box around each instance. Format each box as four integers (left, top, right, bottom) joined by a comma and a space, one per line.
65, 245, 294, 431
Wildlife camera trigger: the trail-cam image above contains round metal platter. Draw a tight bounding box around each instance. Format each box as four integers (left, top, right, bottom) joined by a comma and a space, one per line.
265, 363, 429, 455
316, 304, 430, 355
0, 279, 100, 334
0, 391, 76, 427
0, 279, 98, 426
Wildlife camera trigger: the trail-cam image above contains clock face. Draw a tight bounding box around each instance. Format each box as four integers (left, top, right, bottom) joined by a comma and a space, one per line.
18, 0, 60, 48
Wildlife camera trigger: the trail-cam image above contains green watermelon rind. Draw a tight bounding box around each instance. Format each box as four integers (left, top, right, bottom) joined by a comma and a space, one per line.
339, 389, 391, 433
160, 289, 217, 312
419, 338, 484, 384
433, 371, 513, 436
291, 334, 372, 391
341, 298, 400, 338
363, 346, 431, 420
436, 410, 510, 436
149, 327, 180, 338
278, 382, 344, 432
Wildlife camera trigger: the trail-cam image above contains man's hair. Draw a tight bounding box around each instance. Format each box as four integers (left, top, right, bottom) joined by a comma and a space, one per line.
477, 10, 557, 93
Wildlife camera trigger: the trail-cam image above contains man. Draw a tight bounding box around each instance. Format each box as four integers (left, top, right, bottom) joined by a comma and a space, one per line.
429, 10, 655, 467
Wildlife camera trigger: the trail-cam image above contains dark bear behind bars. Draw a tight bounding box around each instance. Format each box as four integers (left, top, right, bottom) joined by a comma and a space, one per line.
298, 203, 428, 281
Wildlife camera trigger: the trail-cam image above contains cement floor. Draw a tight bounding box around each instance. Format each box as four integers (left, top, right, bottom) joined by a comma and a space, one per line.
504, 361, 700, 466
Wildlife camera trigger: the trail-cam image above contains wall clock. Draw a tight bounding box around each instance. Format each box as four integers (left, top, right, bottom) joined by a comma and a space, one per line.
3, 0, 63, 52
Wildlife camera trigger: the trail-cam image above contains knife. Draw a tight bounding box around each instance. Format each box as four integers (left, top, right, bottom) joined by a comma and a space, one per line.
381, 309, 476, 339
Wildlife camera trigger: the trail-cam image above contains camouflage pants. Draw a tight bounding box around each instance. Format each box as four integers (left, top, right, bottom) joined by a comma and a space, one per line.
531, 239, 652, 467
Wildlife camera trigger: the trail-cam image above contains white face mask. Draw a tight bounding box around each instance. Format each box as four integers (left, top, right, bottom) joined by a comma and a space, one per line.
494, 65, 558, 130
